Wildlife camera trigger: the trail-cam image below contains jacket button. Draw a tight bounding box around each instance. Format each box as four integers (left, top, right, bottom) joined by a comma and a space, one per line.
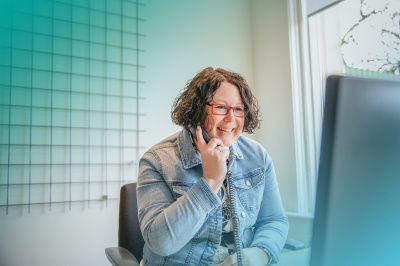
246, 180, 251, 186
241, 212, 246, 218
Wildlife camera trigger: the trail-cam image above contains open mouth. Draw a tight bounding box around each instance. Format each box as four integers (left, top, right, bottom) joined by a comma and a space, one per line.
217, 127, 234, 133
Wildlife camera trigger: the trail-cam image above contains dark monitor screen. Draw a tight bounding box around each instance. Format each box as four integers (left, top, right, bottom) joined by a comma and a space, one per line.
310, 75, 400, 266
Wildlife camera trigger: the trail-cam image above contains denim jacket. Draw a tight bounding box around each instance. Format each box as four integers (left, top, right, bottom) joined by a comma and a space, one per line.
137, 129, 289, 265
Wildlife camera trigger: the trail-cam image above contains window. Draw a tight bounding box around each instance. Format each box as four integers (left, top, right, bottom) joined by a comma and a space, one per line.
288, 0, 400, 215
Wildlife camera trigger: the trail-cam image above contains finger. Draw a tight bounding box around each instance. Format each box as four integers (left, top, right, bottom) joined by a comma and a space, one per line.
220, 146, 230, 160
215, 146, 229, 159
196, 126, 206, 144
216, 145, 229, 153
218, 146, 229, 152
222, 253, 237, 266
230, 253, 237, 265
208, 138, 224, 150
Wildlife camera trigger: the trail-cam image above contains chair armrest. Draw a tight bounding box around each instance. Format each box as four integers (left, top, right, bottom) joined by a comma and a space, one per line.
284, 238, 305, 251
105, 247, 139, 266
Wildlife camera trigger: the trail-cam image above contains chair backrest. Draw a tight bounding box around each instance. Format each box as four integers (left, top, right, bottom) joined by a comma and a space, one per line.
118, 183, 145, 262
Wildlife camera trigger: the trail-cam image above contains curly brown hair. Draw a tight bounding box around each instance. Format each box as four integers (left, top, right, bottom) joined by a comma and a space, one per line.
171, 67, 261, 134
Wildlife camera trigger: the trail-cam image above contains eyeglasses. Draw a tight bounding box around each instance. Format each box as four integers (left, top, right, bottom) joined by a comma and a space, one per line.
207, 103, 248, 117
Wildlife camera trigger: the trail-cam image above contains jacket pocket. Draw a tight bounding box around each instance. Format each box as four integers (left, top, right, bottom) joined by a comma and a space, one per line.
234, 168, 264, 190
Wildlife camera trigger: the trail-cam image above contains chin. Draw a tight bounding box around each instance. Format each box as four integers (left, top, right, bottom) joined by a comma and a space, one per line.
220, 140, 231, 147
219, 135, 239, 147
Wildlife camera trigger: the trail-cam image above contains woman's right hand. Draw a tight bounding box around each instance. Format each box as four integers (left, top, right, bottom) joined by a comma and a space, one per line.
195, 126, 229, 194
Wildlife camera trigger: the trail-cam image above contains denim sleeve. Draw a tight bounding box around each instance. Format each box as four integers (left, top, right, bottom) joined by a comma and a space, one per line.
250, 153, 289, 264
137, 151, 222, 256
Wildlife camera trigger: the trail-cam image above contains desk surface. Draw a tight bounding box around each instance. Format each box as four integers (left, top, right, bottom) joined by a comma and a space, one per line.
278, 248, 311, 266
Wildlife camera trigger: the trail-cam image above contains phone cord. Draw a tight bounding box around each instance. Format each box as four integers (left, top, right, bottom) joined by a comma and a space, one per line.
226, 170, 244, 266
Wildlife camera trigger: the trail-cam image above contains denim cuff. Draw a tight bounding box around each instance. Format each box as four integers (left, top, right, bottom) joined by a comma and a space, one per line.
188, 178, 222, 213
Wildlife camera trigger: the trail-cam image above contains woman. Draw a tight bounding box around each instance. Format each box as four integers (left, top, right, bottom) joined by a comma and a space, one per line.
137, 67, 289, 265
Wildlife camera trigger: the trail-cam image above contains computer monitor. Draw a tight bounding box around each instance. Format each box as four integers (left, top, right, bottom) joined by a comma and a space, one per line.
310, 75, 400, 266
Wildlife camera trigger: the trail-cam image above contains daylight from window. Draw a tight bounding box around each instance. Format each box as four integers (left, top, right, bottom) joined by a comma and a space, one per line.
340, 0, 400, 75
302, 0, 400, 213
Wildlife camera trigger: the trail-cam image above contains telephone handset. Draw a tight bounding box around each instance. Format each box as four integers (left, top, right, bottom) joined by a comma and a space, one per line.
188, 125, 244, 266
189, 125, 211, 144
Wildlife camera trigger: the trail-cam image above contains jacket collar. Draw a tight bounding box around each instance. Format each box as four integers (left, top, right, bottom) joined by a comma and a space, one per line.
177, 128, 244, 170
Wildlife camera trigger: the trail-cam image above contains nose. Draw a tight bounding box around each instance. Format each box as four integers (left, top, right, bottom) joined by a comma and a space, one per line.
223, 108, 235, 121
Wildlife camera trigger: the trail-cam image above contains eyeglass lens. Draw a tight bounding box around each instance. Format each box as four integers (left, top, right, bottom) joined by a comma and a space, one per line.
212, 104, 246, 117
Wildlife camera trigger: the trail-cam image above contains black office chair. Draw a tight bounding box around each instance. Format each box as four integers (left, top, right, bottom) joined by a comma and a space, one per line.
105, 183, 304, 266
105, 183, 144, 266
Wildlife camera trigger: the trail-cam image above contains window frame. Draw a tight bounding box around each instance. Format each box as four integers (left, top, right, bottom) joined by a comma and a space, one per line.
287, 0, 344, 215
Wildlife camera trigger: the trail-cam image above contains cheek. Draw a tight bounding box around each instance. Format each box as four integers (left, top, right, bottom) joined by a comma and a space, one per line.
234, 121, 244, 138
236, 118, 245, 132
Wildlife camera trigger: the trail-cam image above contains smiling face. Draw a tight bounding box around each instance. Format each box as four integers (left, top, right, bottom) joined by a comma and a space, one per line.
204, 81, 245, 147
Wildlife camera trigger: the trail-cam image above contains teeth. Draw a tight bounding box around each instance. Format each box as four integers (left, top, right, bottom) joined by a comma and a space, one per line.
218, 127, 233, 132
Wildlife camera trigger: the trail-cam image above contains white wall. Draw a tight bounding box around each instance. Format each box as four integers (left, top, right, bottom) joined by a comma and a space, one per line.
250, 0, 298, 212
0, 201, 119, 266
139, 0, 255, 150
